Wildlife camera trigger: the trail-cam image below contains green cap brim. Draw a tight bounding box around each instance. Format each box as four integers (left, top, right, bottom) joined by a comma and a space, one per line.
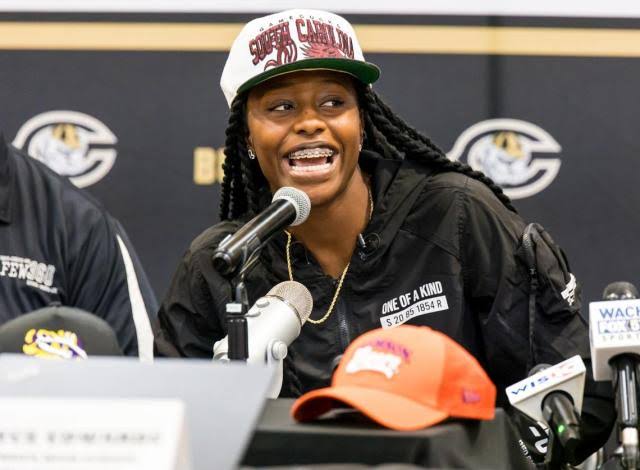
236, 58, 381, 97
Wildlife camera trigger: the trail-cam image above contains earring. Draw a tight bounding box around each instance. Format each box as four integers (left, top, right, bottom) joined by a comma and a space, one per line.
248, 148, 256, 160
358, 142, 363, 152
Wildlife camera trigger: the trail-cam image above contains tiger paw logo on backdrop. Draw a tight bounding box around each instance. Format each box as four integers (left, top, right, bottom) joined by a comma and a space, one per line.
13, 110, 117, 188
447, 119, 562, 199
23, 328, 88, 360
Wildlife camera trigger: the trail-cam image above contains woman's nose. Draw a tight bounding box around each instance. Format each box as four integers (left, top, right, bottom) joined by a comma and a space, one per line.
292, 107, 326, 136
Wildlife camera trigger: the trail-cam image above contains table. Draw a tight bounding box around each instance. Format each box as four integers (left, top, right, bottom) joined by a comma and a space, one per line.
242, 399, 533, 469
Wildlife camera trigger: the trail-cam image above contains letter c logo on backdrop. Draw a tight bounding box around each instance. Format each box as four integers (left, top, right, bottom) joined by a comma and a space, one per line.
447, 119, 561, 199
13, 110, 117, 188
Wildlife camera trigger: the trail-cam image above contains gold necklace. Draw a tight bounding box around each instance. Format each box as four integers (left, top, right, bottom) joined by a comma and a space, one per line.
285, 183, 373, 325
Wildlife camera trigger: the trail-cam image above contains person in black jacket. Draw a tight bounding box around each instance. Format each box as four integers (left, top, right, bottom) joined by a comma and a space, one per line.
0, 132, 158, 359
155, 9, 614, 463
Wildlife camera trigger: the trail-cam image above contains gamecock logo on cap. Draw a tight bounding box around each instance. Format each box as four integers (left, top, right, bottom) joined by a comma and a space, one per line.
301, 42, 347, 59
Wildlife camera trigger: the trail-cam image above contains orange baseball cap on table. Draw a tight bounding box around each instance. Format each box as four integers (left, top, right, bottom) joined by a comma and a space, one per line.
291, 325, 496, 431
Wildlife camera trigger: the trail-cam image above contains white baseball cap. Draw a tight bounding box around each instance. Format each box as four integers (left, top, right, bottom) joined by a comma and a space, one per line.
220, 9, 380, 107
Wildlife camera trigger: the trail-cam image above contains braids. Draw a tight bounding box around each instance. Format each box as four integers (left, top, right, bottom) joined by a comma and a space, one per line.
357, 86, 516, 212
219, 98, 245, 220
219, 95, 269, 220
219, 82, 515, 221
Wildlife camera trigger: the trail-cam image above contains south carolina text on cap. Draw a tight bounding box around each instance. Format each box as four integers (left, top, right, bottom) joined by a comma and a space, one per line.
220, 9, 380, 107
292, 325, 496, 431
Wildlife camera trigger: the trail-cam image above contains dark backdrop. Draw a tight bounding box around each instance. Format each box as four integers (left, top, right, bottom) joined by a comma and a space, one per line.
1, 12, 638, 307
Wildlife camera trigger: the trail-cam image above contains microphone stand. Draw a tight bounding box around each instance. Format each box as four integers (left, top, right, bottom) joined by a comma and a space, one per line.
226, 239, 262, 361
538, 398, 581, 469
611, 355, 639, 469
542, 429, 563, 469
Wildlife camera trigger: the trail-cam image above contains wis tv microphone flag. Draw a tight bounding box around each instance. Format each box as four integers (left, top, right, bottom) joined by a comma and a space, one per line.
292, 325, 496, 431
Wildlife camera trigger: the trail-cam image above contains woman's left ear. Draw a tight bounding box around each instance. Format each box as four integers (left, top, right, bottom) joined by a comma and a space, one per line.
245, 136, 256, 159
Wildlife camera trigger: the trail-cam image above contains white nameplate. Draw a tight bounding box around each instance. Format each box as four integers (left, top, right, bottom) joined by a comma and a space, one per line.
0, 397, 190, 470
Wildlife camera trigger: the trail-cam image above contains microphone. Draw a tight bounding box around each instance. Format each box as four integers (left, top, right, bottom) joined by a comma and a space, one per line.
603, 281, 638, 301
213, 281, 313, 398
506, 356, 586, 461
213, 187, 310, 275
589, 281, 640, 468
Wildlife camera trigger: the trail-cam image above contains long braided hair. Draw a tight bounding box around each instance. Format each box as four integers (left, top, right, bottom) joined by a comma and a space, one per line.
219, 83, 516, 220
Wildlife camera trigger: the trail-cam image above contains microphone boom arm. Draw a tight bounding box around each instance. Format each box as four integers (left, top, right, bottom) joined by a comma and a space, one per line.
226, 240, 261, 361
613, 355, 639, 469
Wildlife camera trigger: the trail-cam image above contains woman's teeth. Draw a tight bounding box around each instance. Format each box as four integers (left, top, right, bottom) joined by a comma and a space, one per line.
288, 148, 335, 170
289, 148, 334, 159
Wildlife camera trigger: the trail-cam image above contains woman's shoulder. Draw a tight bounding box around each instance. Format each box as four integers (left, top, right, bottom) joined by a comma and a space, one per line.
418, 168, 508, 211
188, 219, 244, 255
405, 166, 522, 235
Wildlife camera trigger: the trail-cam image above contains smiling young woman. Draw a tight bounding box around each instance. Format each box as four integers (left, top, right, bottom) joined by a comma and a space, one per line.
155, 9, 613, 462
246, 70, 369, 278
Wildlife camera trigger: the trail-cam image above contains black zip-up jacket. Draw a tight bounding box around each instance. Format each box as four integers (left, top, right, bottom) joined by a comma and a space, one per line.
0, 133, 158, 358
156, 150, 614, 460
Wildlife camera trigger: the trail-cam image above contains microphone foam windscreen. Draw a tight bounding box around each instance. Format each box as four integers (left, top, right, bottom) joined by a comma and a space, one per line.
267, 281, 313, 324
272, 187, 311, 226
602, 281, 639, 300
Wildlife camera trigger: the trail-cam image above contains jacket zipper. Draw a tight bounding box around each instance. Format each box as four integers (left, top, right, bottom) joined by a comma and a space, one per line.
335, 290, 351, 351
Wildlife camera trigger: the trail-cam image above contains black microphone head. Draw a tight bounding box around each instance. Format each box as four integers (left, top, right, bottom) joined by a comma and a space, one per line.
212, 251, 234, 276
603, 281, 638, 300
528, 363, 552, 377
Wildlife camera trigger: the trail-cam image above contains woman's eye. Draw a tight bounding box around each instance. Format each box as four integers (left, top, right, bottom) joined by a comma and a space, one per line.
321, 98, 344, 108
270, 102, 293, 112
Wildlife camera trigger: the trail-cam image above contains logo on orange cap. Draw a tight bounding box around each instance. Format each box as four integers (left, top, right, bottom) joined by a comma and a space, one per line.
292, 325, 496, 431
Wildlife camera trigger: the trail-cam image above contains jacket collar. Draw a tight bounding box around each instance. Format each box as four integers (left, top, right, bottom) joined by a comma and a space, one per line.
263, 150, 434, 275
0, 133, 14, 224
356, 151, 433, 267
